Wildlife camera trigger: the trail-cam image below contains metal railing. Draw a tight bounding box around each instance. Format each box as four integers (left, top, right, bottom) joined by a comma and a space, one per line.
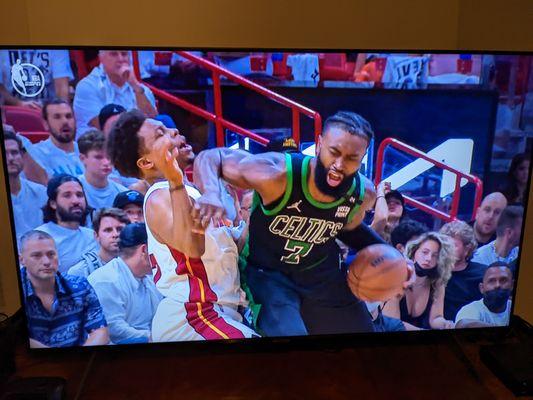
375, 137, 483, 222
131, 51, 322, 147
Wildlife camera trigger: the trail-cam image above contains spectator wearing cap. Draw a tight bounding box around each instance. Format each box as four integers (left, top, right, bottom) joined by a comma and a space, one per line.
77, 130, 128, 210
35, 174, 96, 273
472, 205, 523, 267
4, 131, 48, 244
68, 208, 130, 277
370, 181, 406, 243
439, 220, 487, 321
113, 190, 145, 223
19, 230, 109, 348
99, 103, 127, 136
73, 50, 157, 135
88, 223, 163, 344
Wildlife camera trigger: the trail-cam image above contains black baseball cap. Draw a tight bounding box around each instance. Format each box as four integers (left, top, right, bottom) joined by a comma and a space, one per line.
385, 190, 405, 208
265, 136, 299, 153
113, 190, 144, 209
98, 103, 126, 129
119, 222, 147, 249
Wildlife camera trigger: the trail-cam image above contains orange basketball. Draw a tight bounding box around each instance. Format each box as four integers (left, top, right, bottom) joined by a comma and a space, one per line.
347, 244, 409, 302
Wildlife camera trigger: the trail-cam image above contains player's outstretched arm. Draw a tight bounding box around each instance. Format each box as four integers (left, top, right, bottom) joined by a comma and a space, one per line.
146, 137, 205, 258
193, 148, 286, 227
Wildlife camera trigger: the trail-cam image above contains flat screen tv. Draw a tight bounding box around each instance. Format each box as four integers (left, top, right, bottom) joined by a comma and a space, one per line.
0, 47, 531, 350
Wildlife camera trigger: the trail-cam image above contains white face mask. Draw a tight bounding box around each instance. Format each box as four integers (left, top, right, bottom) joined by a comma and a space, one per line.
365, 301, 381, 314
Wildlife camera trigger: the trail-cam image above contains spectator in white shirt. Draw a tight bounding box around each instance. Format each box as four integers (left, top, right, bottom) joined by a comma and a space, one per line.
4, 131, 48, 244
77, 130, 127, 210
73, 50, 157, 135
68, 208, 130, 277
455, 262, 513, 328
88, 223, 162, 344
27, 99, 84, 180
472, 205, 523, 266
36, 174, 96, 273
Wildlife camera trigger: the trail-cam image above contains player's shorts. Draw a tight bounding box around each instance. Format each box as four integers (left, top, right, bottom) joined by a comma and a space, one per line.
151, 297, 259, 342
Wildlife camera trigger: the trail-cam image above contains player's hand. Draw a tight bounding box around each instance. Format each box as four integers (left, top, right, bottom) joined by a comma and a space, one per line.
193, 192, 226, 230
153, 136, 183, 187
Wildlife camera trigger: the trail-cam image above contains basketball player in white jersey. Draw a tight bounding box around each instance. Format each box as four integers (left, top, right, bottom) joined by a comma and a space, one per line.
107, 110, 257, 341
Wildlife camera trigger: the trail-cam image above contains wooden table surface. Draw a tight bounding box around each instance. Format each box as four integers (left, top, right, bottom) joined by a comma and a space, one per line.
8, 329, 530, 400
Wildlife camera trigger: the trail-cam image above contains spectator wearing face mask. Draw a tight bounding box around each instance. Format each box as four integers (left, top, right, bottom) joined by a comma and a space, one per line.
455, 262, 513, 328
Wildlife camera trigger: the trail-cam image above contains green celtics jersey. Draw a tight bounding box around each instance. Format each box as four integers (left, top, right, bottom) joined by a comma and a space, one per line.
247, 152, 365, 273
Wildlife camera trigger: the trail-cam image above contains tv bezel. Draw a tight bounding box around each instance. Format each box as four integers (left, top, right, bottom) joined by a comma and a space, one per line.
0, 45, 531, 354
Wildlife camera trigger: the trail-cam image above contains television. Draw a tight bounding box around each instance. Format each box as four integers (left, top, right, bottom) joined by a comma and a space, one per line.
0, 47, 531, 351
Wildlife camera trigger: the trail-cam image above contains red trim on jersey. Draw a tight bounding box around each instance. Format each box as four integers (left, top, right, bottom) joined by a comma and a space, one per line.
184, 302, 246, 340
168, 247, 217, 303
167, 247, 245, 339
148, 254, 162, 284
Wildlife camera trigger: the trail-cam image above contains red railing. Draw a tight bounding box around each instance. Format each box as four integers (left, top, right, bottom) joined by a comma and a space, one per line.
131, 51, 322, 147
375, 138, 483, 222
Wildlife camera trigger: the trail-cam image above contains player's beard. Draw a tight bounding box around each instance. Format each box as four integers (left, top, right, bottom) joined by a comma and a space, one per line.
314, 157, 356, 198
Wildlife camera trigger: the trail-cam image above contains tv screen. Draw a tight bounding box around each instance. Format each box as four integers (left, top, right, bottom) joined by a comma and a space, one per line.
0, 48, 531, 349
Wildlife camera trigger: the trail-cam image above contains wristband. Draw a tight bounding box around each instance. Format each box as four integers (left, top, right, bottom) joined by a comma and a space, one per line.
169, 184, 185, 192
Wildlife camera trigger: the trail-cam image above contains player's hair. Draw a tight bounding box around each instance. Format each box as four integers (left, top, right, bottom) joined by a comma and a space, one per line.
107, 110, 146, 178
42, 98, 71, 121
439, 220, 478, 260
405, 232, 456, 299
19, 230, 55, 253
496, 205, 524, 236
92, 207, 130, 233
323, 111, 374, 144
391, 219, 428, 249
2, 130, 23, 152
78, 129, 106, 155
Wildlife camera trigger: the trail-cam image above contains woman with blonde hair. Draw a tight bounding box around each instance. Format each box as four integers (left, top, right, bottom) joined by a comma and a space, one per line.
383, 232, 456, 330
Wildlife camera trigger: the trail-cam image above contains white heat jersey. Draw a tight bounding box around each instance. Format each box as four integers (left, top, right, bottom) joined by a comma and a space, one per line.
143, 181, 247, 308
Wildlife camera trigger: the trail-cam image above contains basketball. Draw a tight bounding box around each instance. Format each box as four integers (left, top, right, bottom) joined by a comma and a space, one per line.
347, 244, 409, 302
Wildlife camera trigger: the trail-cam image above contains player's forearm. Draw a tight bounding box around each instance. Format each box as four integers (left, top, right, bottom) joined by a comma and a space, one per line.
83, 327, 110, 346
170, 185, 205, 257
337, 223, 387, 251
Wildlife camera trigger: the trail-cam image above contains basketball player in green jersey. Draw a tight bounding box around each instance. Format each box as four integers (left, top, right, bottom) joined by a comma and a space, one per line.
193, 111, 413, 336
